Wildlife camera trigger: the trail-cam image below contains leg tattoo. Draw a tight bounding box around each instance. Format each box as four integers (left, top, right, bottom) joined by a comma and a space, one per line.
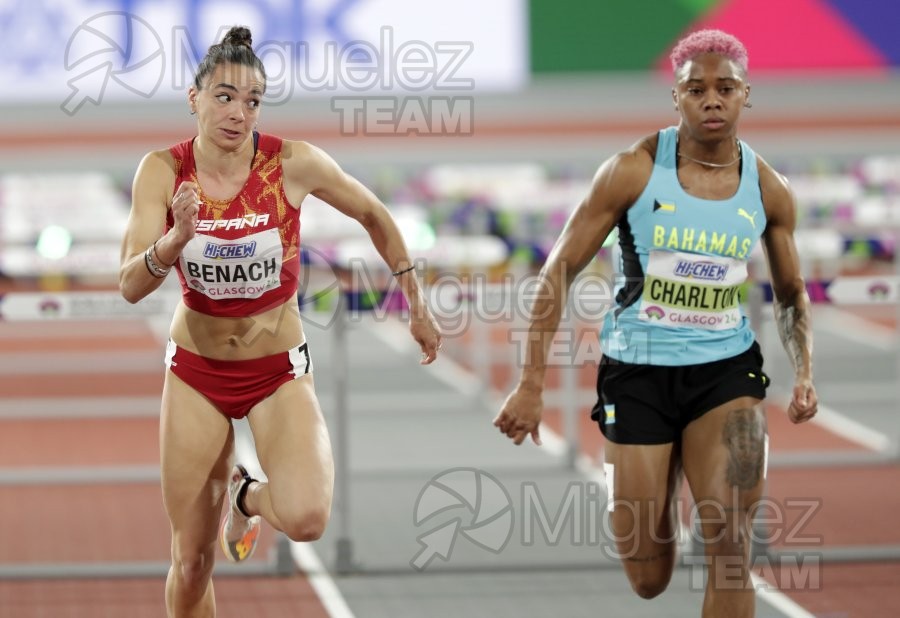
722, 408, 765, 490
624, 548, 674, 563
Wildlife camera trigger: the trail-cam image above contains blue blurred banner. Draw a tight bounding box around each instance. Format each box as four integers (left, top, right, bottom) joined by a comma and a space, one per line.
1, 0, 527, 107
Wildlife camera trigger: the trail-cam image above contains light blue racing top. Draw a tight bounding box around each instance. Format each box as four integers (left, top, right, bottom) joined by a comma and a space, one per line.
600, 126, 766, 366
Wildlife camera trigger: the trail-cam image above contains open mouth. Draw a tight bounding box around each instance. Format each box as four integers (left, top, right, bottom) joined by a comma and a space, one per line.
222, 128, 241, 138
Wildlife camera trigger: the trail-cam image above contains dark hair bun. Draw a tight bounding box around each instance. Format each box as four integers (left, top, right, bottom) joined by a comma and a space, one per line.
222, 26, 252, 48
194, 25, 265, 90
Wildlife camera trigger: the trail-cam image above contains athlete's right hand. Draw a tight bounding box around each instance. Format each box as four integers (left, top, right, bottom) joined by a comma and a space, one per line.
494, 383, 543, 446
171, 181, 200, 242
788, 379, 818, 424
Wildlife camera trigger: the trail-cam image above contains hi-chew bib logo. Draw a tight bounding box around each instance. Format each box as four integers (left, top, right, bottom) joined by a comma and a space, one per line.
182, 228, 282, 299
673, 260, 728, 282
203, 241, 257, 259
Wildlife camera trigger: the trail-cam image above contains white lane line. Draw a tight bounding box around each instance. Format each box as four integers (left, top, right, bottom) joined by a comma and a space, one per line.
814, 403, 893, 452
771, 393, 894, 453
0, 351, 162, 375
815, 306, 897, 352
752, 575, 816, 618
0, 465, 159, 485
0, 396, 160, 419
290, 543, 357, 618
234, 424, 356, 618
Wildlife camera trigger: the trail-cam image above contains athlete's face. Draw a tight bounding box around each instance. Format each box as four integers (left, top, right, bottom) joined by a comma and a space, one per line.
189, 62, 265, 150
672, 53, 750, 142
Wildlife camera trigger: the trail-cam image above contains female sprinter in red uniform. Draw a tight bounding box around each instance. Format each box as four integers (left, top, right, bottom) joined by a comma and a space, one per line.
119, 26, 441, 617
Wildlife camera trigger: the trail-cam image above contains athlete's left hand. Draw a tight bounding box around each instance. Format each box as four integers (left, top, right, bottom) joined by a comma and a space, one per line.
410, 306, 442, 364
788, 379, 818, 423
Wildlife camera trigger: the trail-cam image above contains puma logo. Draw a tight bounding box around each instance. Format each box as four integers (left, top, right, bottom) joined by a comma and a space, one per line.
737, 208, 757, 229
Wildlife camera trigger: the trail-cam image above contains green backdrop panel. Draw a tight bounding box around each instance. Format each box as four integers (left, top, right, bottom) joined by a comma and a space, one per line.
529, 0, 721, 72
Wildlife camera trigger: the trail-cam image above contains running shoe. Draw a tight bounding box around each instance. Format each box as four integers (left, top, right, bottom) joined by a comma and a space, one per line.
220, 464, 262, 562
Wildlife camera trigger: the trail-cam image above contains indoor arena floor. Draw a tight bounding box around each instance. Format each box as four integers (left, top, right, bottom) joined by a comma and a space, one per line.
0, 302, 898, 617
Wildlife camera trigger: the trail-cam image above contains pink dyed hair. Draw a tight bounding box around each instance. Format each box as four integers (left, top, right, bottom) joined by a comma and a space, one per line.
670, 29, 749, 74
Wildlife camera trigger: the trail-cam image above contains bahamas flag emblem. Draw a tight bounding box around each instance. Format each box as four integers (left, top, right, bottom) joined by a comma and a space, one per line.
604, 404, 615, 425
653, 199, 676, 214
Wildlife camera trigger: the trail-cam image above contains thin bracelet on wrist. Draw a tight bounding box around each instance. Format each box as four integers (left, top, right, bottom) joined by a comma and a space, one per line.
392, 264, 416, 277
152, 239, 174, 269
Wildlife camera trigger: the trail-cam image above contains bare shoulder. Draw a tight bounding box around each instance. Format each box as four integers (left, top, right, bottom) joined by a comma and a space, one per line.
756, 153, 792, 197
281, 138, 313, 159
755, 153, 795, 225
607, 134, 655, 179
136, 148, 176, 179
590, 134, 656, 208
633, 133, 659, 163
132, 149, 177, 204
281, 139, 341, 179
281, 139, 333, 169
280, 139, 348, 204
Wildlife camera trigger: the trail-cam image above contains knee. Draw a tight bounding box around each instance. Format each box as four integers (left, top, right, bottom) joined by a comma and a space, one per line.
629, 570, 671, 600
701, 521, 749, 559
173, 551, 214, 592
281, 507, 330, 542
622, 550, 674, 600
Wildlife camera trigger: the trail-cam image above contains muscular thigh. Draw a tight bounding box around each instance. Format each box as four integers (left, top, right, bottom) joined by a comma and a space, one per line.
247, 374, 334, 513
160, 370, 234, 544
605, 441, 681, 555
682, 397, 767, 523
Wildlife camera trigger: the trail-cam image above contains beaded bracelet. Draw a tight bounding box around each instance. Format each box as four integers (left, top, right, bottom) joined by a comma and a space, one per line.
144, 244, 169, 278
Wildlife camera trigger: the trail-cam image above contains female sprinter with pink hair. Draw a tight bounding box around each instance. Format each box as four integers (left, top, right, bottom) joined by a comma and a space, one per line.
495, 29, 817, 617
120, 26, 441, 617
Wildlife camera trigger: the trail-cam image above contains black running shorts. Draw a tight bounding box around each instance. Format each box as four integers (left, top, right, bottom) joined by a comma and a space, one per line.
591, 341, 770, 445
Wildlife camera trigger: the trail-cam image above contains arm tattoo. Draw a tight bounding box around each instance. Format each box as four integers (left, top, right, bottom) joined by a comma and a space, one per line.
773, 300, 812, 377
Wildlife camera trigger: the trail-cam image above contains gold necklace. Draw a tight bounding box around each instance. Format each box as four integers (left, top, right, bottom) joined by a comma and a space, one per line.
677, 143, 741, 168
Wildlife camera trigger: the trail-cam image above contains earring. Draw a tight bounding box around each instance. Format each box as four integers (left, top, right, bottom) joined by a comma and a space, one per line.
189, 109, 196, 115
744, 101, 753, 109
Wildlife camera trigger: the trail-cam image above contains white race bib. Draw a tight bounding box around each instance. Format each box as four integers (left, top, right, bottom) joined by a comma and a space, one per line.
638, 251, 746, 331
180, 228, 283, 300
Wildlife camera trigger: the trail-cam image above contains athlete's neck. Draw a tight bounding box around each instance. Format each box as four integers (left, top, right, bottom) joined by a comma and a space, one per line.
676, 129, 740, 167
193, 134, 256, 178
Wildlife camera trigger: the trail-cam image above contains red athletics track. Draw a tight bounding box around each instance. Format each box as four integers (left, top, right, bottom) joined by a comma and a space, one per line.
446, 314, 900, 618
2, 303, 897, 616
0, 319, 329, 618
